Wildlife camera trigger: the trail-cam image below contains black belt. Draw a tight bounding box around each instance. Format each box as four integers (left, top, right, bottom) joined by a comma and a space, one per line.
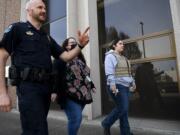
19, 67, 52, 83
9, 66, 53, 85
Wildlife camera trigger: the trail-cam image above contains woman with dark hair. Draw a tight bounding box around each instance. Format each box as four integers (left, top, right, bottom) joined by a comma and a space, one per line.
62, 37, 86, 64
51, 37, 95, 135
101, 38, 135, 135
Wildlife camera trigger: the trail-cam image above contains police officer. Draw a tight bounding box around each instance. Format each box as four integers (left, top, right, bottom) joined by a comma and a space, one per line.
0, 0, 89, 135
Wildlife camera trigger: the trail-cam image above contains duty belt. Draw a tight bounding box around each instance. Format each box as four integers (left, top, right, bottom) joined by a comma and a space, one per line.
9, 66, 52, 84
20, 67, 51, 82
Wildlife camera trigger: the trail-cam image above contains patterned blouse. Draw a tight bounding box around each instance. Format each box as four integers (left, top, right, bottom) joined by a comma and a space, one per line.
66, 57, 95, 104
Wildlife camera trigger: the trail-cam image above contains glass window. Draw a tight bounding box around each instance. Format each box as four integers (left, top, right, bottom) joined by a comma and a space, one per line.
98, 0, 173, 44
129, 60, 179, 119
144, 36, 172, 58
44, 0, 67, 45
123, 34, 173, 60
98, 0, 180, 120
50, 17, 67, 45
48, 0, 66, 22
133, 60, 178, 92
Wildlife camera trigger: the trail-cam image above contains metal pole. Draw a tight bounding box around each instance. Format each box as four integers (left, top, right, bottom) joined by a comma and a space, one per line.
140, 21, 146, 58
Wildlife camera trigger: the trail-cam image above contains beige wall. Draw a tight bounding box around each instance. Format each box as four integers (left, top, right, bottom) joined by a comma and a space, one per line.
170, 0, 180, 93
0, 0, 21, 38
0, 0, 6, 38
0, 0, 21, 108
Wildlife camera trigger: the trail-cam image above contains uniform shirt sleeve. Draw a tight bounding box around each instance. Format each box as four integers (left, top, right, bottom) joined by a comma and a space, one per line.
104, 53, 117, 86
49, 37, 65, 59
0, 24, 19, 55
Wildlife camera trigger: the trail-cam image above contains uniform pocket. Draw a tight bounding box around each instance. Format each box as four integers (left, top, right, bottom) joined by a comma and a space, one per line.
20, 34, 40, 52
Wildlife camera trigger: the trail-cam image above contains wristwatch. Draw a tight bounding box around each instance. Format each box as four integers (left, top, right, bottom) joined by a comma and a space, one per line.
77, 44, 84, 49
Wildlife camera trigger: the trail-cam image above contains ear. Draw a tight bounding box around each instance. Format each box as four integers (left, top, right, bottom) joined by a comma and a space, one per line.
27, 8, 32, 16
113, 44, 116, 49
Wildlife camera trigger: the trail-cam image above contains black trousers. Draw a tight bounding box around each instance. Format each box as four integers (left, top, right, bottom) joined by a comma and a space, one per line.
17, 81, 51, 135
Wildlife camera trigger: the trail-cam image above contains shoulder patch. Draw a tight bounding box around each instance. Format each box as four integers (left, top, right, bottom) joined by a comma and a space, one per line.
4, 25, 13, 33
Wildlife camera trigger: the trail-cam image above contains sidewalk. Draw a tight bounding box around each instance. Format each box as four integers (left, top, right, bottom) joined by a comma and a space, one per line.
48, 110, 180, 135
0, 110, 180, 135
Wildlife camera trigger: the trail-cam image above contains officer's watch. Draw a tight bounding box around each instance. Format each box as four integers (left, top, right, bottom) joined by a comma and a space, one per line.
77, 44, 84, 49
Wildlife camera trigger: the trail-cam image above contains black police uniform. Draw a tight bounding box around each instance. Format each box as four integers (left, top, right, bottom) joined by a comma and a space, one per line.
0, 21, 65, 135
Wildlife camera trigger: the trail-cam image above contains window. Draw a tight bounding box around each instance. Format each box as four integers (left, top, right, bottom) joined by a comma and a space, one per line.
50, 18, 66, 44
98, 0, 173, 42
48, 0, 66, 22
98, 0, 180, 119
44, 0, 67, 45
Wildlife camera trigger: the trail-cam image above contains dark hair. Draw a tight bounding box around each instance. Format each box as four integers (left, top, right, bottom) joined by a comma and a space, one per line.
109, 38, 120, 50
62, 37, 86, 64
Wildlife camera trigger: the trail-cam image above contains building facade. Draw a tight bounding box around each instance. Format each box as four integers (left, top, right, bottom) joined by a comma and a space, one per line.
0, 0, 21, 108
1, 0, 180, 120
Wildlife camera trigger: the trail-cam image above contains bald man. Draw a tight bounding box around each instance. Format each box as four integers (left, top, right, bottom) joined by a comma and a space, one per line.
0, 0, 89, 135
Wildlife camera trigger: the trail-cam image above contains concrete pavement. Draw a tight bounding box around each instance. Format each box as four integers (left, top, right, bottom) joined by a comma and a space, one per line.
0, 110, 180, 135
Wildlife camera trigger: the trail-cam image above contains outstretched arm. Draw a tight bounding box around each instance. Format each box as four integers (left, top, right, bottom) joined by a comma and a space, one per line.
0, 48, 12, 112
60, 27, 90, 62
